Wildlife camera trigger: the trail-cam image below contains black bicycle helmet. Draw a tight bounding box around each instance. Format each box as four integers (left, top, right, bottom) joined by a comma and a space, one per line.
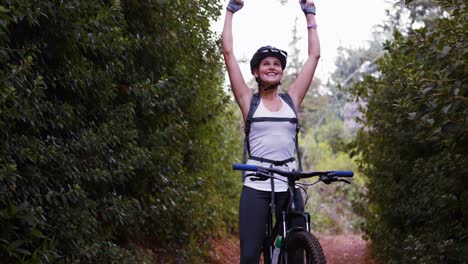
250, 46, 287, 74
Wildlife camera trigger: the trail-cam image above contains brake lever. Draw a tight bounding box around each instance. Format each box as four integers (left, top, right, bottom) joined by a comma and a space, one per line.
245, 173, 270, 181
338, 179, 351, 184
320, 176, 351, 185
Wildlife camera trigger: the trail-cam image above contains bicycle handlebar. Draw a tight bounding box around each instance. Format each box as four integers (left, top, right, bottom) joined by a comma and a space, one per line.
232, 163, 354, 179
233, 164, 258, 171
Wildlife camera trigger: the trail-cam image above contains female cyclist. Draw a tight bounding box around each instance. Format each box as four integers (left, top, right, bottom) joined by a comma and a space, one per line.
222, 0, 320, 263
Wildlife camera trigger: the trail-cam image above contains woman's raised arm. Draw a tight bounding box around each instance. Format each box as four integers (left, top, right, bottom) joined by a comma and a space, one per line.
222, 0, 252, 120
287, 0, 321, 112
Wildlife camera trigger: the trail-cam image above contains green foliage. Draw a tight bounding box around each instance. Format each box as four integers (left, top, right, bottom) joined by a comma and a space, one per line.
302, 122, 365, 234
0, 0, 241, 263
349, 1, 467, 262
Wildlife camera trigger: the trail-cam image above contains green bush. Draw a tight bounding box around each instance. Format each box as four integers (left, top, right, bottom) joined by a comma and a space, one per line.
349, 1, 467, 263
0, 0, 241, 263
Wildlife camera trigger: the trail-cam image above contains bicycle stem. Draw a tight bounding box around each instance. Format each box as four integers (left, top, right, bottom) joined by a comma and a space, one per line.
288, 178, 298, 210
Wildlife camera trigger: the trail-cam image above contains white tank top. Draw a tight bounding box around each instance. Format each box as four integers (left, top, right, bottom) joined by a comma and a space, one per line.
244, 97, 297, 192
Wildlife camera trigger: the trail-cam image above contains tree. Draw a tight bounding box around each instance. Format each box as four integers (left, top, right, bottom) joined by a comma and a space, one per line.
348, 0, 466, 262
0, 0, 241, 262
385, 0, 442, 35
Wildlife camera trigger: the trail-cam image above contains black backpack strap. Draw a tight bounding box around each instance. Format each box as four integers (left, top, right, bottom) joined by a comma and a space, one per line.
251, 117, 297, 123
242, 93, 261, 181
279, 93, 303, 172
278, 93, 295, 112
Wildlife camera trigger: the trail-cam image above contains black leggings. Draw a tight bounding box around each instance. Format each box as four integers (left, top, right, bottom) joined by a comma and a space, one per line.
239, 186, 304, 264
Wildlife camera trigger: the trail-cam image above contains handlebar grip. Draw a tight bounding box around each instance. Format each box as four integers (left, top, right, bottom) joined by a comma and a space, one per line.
330, 171, 354, 177
232, 164, 259, 171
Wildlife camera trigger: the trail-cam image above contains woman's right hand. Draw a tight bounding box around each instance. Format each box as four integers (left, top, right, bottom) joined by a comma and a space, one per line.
227, 0, 244, 13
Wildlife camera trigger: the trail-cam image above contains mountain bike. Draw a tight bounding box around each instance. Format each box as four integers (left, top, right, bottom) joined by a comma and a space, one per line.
233, 163, 353, 264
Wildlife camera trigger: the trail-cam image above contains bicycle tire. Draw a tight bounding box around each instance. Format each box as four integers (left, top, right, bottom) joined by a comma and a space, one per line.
278, 230, 326, 264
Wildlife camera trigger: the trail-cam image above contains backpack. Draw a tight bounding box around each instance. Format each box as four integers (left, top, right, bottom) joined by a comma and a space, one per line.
242, 92, 303, 181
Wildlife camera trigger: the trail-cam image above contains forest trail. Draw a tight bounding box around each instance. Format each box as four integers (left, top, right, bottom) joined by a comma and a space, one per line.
207, 233, 377, 264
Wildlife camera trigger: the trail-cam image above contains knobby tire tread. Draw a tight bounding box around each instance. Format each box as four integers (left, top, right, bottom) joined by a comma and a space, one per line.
279, 230, 326, 264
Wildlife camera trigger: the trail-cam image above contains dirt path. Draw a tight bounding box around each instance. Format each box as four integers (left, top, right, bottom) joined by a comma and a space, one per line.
208, 233, 376, 264
318, 234, 376, 264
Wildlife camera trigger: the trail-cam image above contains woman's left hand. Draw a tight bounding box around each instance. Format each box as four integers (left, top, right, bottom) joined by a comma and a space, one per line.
300, 0, 316, 15
227, 0, 244, 13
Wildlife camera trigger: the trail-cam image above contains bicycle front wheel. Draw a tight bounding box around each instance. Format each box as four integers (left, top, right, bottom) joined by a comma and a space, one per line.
279, 230, 326, 264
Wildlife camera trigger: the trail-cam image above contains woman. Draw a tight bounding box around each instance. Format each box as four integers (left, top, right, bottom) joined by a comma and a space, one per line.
222, 0, 320, 262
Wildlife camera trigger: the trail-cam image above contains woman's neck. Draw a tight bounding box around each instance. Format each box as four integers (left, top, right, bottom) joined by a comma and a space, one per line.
259, 88, 278, 99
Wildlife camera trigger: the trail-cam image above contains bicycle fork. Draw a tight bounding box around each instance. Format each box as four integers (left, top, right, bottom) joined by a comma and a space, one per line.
273, 211, 311, 263
263, 203, 274, 264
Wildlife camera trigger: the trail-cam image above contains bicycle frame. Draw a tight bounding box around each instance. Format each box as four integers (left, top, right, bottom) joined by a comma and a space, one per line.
264, 171, 312, 263
233, 164, 353, 263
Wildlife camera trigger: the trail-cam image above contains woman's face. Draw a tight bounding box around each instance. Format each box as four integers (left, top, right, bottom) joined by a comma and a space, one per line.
255, 56, 283, 85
